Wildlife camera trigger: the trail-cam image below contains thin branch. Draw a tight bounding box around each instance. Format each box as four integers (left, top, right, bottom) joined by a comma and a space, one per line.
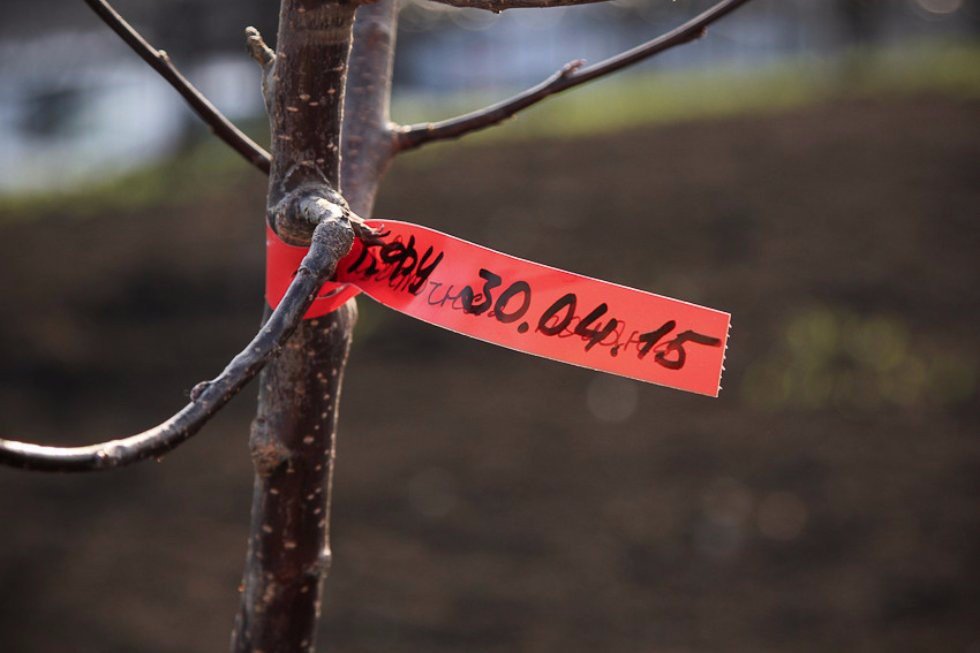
396, 0, 754, 152
83, 0, 272, 174
0, 211, 355, 473
426, 0, 607, 10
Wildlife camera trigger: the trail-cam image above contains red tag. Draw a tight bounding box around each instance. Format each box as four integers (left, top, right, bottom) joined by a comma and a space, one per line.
267, 220, 730, 396
266, 225, 361, 318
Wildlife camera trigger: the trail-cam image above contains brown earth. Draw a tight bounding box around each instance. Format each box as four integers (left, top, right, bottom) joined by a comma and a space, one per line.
0, 95, 978, 652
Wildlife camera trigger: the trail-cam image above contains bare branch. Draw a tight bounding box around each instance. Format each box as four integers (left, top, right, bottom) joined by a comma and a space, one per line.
0, 209, 355, 473
83, 0, 272, 174
426, 0, 607, 11
342, 0, 400, 217
396, 0, 754, 152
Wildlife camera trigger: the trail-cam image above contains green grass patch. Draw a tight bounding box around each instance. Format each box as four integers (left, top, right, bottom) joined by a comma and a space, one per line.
0, 134, 265, 223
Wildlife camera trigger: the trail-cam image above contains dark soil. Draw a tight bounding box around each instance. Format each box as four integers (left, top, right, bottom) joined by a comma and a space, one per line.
1, 95, 978, 652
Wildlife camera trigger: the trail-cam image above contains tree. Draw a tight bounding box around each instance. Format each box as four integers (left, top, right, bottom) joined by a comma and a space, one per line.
0, 0, 754, 650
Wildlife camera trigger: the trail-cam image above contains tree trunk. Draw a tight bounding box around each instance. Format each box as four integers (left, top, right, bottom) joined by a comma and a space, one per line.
232, 1, 397, 651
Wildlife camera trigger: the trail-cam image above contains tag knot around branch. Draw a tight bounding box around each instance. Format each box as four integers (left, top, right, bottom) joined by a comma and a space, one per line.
271, 182, 350, 246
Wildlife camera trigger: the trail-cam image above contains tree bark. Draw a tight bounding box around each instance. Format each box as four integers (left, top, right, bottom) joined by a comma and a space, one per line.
232, 1, 366, 651
232, 1, 398, 650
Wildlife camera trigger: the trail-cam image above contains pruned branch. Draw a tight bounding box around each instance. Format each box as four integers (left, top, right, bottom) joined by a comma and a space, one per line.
245, 26, 276, 69
396, 0, 754, 152
83, 0, 272, 174
0, 206, 356, 473
245, 26, 277, 112
426, 0, 607, 11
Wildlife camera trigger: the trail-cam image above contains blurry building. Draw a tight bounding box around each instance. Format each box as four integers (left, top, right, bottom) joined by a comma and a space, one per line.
0, 0, 973, 191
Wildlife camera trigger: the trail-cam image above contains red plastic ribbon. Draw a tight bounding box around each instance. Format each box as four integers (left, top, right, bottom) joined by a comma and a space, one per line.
267, 220, 730, 397
265, 224, 361, 317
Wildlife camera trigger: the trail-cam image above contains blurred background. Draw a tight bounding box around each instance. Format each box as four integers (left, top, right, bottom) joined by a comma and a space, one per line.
0, 0, 977, 651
